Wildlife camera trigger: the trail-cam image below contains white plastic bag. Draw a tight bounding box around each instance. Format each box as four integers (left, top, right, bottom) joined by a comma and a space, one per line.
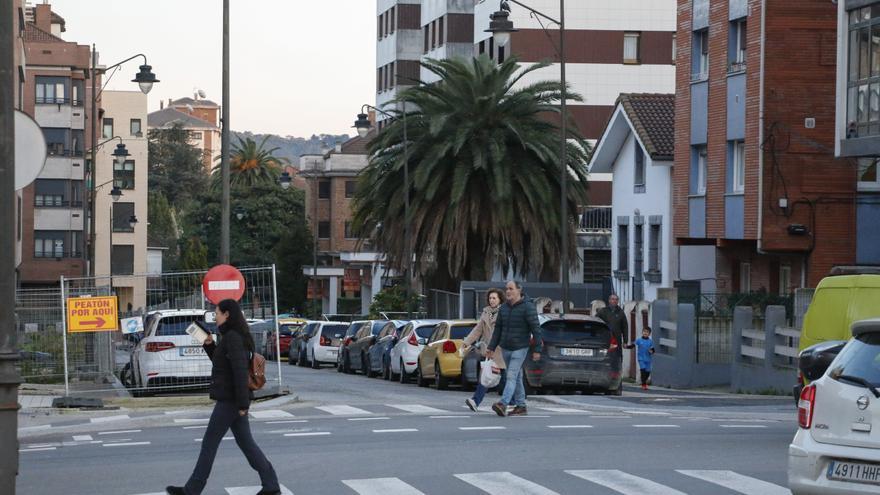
480, 359, 501, 388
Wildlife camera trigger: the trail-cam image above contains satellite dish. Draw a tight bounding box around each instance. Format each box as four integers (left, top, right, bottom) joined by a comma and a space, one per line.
15, 110, 47, 190
186, 104, 194, 112
197, 89, 206, 99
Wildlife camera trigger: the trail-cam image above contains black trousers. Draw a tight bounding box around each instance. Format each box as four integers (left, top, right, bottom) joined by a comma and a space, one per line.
640, 369, 651, 386
185, 400, 279, 494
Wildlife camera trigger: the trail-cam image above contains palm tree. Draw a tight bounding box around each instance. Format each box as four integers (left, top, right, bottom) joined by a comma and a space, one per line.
353, 55, 591, 284
212, 135, 288, 189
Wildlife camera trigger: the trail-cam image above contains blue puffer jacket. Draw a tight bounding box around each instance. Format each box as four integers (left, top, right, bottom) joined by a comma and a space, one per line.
488, 297, 543, 353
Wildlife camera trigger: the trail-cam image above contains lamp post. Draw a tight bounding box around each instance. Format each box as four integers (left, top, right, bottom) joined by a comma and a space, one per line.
220, 0, 232, 265
88, 50, 157, 277
486, 0, 570, 313
354, 103, 412, 318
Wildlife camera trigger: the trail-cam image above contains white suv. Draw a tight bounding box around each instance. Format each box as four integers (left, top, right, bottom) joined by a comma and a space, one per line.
789, 318, 880, 494
130, 310, 216, 395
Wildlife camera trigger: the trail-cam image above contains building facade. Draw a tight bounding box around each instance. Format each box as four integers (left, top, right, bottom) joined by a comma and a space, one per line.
94, 91, 149, 312
376, 0, 423, 123
13, 0, 26, 278
836, 1, 880, 265
420, 0, 475, 83
19, 3, 91, 287
674, 0, 855, 296
147, 96, 221, 173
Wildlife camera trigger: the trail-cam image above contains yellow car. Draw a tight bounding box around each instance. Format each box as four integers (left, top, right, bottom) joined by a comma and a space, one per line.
415, 319, 477, 389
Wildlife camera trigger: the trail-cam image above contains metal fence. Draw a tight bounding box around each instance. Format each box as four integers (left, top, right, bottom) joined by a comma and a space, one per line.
428, 289, 460, 319
16, 266, 282, 396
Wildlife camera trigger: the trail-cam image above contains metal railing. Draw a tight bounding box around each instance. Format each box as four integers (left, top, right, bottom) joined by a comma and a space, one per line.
578, 206, 612, 232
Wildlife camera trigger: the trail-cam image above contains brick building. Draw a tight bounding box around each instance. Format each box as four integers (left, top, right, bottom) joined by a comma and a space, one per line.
673, 0, 856, 296
148, 96, 221, 173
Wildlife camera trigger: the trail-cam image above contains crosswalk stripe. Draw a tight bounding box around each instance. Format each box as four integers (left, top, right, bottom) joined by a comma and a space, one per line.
566, 470, 687, 495
225, 484, 293, 495
72, 435, 93, 441
316, 405, 372, 416
103, 441, 150, 447
677, 470, 789, 495
250, 409, 294, 419
537, 407, 587, 414
343, 477, 426, 494
455, 472, 560, 495
91, 414, 130, 423
385, 404, 448, 414
174, 418, 209, 424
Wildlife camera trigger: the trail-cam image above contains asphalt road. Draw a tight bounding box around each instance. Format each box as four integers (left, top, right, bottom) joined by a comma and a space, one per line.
17, 362, 797, 495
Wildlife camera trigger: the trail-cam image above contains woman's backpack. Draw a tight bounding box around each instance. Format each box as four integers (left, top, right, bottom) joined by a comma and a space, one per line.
248, 352, 267, 391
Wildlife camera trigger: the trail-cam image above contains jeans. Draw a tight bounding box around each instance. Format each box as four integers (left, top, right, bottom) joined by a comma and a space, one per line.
500, 347, 528, 408
185, 401, 279, 495
472, 382, 487, 406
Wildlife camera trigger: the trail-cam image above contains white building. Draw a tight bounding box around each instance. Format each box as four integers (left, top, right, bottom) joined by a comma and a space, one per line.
376, 0, 423, 123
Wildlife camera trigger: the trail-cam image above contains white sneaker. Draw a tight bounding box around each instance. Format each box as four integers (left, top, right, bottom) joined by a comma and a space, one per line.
465, 398, 477, 412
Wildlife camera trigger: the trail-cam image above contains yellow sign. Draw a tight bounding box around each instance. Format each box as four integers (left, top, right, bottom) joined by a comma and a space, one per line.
67, 296, 119, 333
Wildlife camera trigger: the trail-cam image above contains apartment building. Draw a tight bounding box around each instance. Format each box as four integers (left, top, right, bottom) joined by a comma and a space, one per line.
376, 0, 423, 124
674, 0, 855, 295
835, 1, 880, 265
94, 91, 149, 312
18, 3, 91, 287
420, 0, 475, 83
13, 0, 26, 279
147, 96, 221, 172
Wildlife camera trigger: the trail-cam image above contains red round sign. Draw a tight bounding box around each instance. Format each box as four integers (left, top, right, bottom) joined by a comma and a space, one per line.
203, 264, 246, 304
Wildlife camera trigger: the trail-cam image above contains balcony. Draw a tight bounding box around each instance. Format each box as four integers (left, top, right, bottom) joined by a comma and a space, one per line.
578, 206, 612, 233
35, 103, 86, 130
34, 199, 83, 208
728, 61, 747, 74
33, 250, 83, 259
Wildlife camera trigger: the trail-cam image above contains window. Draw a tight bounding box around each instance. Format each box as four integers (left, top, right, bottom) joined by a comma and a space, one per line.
390, 6, 395, 34
34, 179, 65, 207
617, 222, 629, 273
111, 245, 134, 275
112, 202, 135, 232
35, 76, 66, 104
378, 13, 382, 40
634, 141, 646, 192
17, 196, 21, 241
190, 131, 203, 140
489, 37, 495, 60
624, 32, 641, 64
70, 180, 83, 207
498, 45, 506, 64
318, 180, 331, 199
43, 128, 68, 156
390, 62, 395, 89
70, 231, 81, 257
344, 221, 357, 239
672, 33, 677, 63
731, 141, 745, 193
71, 130, 83, 156
648, 222, 662, 276
71, 80, 83, 106
583, 250, 611, 284
102, 118, 114, 139
846, 6, 880, 138
729, 18, 747, 70
424, 24, 429, 53
439, 16, 445, 46
739, 262, 751, 292
114, 160, 135, 190
345, 180, 357, 198
692, 146, 707, 195
431, 19, 436, 50
34, 231, 65, 258
478, 40, 486, 55
130, 119, 142, 137
779, 265, 792, 296
858, 157, 880, 191
318, 221, 331, 239
693, 29, 709, 81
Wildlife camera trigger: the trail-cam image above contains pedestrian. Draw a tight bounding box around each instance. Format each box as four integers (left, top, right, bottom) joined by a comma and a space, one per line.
533, 297, 553, 314
487, 280, 543, 417
463, 288, 507, 412
166, 299, 280, 495
633, 327, 656, 390
597, 293, 629, 351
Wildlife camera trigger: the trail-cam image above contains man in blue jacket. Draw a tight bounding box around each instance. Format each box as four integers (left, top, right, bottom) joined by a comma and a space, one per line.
488, 280, 543, 417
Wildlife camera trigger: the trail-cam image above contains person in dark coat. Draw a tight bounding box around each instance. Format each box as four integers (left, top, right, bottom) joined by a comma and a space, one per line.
597, 293, 629, 347
167, 299, 280, 495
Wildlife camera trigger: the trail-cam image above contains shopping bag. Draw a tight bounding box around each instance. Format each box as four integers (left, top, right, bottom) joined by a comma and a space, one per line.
480, 359, 501, 388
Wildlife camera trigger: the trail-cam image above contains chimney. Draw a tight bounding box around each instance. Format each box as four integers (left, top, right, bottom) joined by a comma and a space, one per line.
160, 100, 164, 110
168, 98, 172, 108
34, 4, 52, 33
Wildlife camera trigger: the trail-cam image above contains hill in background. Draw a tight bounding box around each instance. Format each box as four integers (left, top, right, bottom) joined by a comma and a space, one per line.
233, 132, 350, 165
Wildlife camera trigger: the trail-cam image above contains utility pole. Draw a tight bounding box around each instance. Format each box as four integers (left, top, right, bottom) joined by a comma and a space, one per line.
0, 0, 22, 490
220, 0, 231, 264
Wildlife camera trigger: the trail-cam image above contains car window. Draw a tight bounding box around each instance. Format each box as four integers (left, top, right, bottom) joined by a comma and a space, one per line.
541, 320, 611, 344
345, 323, 363, 337
450, 325, 475, 340
355, 326, 369, 339
829, 332, 880, 387
371, 321, 388, 334
303, 323, 318, 337
429, 325, 446, 343
398, 325, 412, 340
156, 315, 205, 336
415, 324, 438, 339
378, 324, 394, 339
279, 324, 301, 336
321, 324, 348, 338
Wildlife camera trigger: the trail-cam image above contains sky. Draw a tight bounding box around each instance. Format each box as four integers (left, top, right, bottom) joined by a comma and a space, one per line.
48, 0, 376, 138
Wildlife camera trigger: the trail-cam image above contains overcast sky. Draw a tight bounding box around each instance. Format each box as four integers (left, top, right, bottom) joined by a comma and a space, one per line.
48, 0, 376, 138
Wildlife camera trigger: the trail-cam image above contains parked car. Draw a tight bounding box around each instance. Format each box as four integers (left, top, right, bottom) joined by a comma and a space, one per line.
416, 320, 478, 389
390, 320, 443, 383
337, 320, 369, 374
264, 318, 308, 360
346, 320, 389, 376
290, 322, 319, 367
130, 309, 217, 396
367, 320, 408, 379
523, 314, 622, 395
793, 340, 848, 403
789, 318, 880, 494
304, 321, 349, 369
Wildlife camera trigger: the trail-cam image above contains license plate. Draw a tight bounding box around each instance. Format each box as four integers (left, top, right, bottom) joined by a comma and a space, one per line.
180, 347, 206, 357
561, 348, 594, 357
828, 460, 880, 485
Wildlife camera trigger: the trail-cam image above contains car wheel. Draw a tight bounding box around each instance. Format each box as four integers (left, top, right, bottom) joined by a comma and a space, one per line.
398, 359, 408, 384
523, 377, 538, 396
343, 353, 353, 374
383, 358, 392, 380
337, 353, 344, 372
298, 348, 308, 367
460, 363, 474, 391
605, 383, 623, 396
363, 353, 376, 378
311, 351, 319, 369
288, 348, 296, 365
435, 360, 449, 390
416, 361, 428, 388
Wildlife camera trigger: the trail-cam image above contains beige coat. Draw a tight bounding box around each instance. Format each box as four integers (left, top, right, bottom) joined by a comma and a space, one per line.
463, 306, 506, 369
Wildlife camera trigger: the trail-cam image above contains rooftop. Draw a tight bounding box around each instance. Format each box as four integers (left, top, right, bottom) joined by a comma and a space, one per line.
148, 107, 218, 130
618, 93, 675, 161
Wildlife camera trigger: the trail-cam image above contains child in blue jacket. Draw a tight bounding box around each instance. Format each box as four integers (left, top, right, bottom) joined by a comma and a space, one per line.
634, 327, 655, 390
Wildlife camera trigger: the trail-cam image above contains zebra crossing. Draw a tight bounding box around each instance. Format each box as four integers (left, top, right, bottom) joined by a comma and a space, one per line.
130, 470, 788, 495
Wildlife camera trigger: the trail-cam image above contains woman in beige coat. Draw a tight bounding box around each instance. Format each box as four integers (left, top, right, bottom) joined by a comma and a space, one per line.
463, 288, 506, 411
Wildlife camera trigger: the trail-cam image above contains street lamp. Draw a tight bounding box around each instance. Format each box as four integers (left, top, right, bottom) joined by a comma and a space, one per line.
132, 65, 159, 95
111, 142, 130, 167
486, 0, 571, 314
279, 171, 292, 190
234, 206, 246, 221
353, 102, 412, 318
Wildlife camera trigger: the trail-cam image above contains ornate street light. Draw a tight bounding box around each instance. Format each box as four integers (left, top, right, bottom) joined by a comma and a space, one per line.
279, 171, 292, 190
132, 64, 159, 95
111, 142, 130, 167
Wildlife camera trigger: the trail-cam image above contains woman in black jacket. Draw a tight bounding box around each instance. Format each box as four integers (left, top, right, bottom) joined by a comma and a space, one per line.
167, 299, 280, 495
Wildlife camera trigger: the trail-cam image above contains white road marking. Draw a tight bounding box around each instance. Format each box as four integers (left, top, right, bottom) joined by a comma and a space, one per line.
677, 470, 789, 495
72, 435, 93, 441
429, 415, 470, 419
719, 425, 768, 429
316, 405, 371, 415
183, 425, 208, 429
567, 470, 687, 495
20, 447, 56, 452
632, 425, 680, 428
348, 417, 390, 421
195, 436, 233, 442
174, 418, 209, 424
98, 430, 141, 435
103, 441, 150, 447
511, 415, 551, 418
225, 484, 293, 495
284, 431, 331, 437
458, 426, 506, 431
372, 428, 418, 433
266, 420, 308, 424
343, 477, 426, 495
537, 407, 588, 414
623, 410, 671, 416
18, 425, 52, 432
547, 425, 593, 429
250, 409, 294, 419
386, 404, 448, 414
90, 415, 130, 423
456, 472, 560, 494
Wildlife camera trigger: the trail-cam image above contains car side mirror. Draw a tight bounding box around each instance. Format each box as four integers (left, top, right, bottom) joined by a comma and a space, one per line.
798, 340, 847, 381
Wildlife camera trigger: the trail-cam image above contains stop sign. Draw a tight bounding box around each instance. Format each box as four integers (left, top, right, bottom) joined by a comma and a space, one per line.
203, 264, 246, 304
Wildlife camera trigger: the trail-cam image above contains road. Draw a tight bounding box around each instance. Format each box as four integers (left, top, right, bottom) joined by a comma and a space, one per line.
17, 361, 797, 494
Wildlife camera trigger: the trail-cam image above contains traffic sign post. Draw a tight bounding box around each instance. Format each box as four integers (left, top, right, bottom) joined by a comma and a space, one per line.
203, 264, 246, 305
67, 296, 119, 333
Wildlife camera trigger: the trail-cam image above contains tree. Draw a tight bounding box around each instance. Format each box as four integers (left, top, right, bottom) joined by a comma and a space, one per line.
212, 135, 289, 190
367, 285, 421, 319
274, 215, 313, 314
148, 124, 209, 211
147, 192, 179, 270
353, 55, 591, 285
